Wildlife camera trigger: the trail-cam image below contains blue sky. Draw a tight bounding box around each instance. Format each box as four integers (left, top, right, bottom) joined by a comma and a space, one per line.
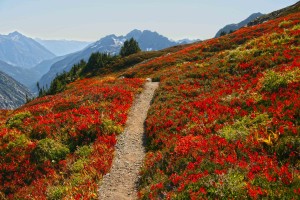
0, 0, 298, 41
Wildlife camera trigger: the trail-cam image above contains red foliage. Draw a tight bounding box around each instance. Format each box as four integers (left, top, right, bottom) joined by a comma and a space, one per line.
0, 77, 144, 199
138, 12, 300, 199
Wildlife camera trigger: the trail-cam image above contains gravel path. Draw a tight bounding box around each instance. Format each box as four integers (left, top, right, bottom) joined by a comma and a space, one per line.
98, 81, 159, 200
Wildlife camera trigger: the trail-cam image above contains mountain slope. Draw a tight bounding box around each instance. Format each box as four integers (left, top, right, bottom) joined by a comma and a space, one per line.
0, 60, 41, 88
35, 39, 92, 56
215, 12, 263, 37
0, 56, 67, 91
0, 4, 299, 200
38, 30, 190, 88
0, 71, 33, 109
28, 55, 69, 93
125, 11, 300, 199
0, 77, 145, 199
127, 29, 177, 50
0, 31, 55, 68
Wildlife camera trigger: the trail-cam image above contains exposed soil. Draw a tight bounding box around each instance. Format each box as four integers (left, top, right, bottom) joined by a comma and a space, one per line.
98, 81, 159, 200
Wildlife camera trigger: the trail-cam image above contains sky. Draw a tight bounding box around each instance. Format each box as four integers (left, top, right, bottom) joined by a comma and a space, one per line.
0, 0, 298, 42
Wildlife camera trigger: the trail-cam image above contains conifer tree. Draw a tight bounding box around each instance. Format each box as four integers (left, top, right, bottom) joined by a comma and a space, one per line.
120, 38, 141, 57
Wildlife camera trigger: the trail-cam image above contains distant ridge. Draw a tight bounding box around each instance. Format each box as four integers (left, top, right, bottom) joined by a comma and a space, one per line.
215, 13, 263, 37
37, 29, 200, 89
248, 1, 300, 26
0, 31, 55, 68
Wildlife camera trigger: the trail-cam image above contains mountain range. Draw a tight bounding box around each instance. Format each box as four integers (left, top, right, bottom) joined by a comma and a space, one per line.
0, 71, 33, 109
37, 29, 199, 90
0, 31, 55, 68
0, 29, 200, 104
215, 12, 263, 37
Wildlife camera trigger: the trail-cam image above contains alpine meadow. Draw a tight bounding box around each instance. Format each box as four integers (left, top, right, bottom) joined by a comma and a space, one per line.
0, 1, 299, 199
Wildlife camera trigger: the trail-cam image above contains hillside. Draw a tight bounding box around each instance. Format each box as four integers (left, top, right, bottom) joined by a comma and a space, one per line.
0, 57, 69, 91
0, 71, 33, 109
127, 12, 300, 199
0, 32, 55, 68
0, 60, 43, 89
0, 6, 299, 200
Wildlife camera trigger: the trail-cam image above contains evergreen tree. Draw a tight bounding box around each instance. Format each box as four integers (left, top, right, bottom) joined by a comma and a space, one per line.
120, 38, 141, 57
36, 82, 40, 91
81, 52, 115, 75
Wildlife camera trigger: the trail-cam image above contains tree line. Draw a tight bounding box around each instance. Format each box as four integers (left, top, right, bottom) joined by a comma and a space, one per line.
38, 38, 141, 97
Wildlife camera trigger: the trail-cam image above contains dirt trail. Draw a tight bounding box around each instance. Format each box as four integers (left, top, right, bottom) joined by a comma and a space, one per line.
98, 81, 159, 200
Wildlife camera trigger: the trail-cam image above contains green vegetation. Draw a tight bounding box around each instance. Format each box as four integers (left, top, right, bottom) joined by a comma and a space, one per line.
38, 51, 166, 97
278, 20, 293, 28
38, 60, 86, 96
81, 52, 116, 76
75, 145, 93, 158
260, 68, 300, 92
219, 113, 270, 142
46, 185, 67, 200
7, 134, 29, 149
100, 118, 123, 135
37, 35, 190, 98
120, 38, 141, 57
6, 111, 32, 129
70, 158, 89, 173
32, 138, 70, 163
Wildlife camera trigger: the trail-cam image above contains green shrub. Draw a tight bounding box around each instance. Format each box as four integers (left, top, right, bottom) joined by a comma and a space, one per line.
46, 185, 67, 200
32, 138, 70, 163
100, 119, 123, 135
70, 173, 85, 186
70, 158, 88, 173
278, 20, 293, 28
217, 169, 247, 198
75, 145, 93, 158
6, 111, 32, 129
292, 24, 300, 30
7, 134, 29, 149
270, 33, 293, 45
219, 113, 270, 141
260, 69, 299, 92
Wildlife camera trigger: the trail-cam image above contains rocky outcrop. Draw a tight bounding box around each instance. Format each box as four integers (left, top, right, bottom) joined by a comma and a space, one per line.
0, 71, 33, 109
